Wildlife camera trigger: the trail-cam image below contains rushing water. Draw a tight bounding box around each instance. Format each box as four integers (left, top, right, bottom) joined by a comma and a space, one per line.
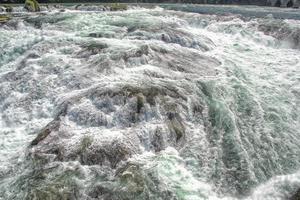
0, 5, 299, 200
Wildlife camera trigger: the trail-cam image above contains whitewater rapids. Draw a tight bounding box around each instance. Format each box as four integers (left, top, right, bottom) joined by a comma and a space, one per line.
0, 5, 299, 200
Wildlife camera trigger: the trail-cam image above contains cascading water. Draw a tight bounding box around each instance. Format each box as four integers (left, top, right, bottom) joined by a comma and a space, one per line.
0, 5, 299, 200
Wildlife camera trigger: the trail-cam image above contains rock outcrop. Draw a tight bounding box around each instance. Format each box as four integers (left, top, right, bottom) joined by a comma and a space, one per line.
24, 0, 40, 12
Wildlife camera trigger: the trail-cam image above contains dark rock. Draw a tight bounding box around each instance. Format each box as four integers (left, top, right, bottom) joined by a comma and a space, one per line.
30, 119, 60, 146
290, 189, 300, 200
3, 5, 13, 12
81, 42, 109, 55
136, 94, 144, 114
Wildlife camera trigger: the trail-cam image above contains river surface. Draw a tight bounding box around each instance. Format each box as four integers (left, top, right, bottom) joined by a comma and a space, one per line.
0, 5, 299, 200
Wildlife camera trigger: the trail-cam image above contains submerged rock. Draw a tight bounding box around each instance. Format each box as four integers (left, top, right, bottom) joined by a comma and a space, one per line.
0, 15, 10, 24
167, 111, 185, 142
258, 19, 300, 49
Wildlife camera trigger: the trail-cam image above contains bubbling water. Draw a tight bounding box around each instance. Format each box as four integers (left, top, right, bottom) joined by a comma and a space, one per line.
0, 6, 299, 200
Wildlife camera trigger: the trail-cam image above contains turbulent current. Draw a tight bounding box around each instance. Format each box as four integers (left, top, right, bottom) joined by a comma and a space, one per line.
0, 5, 300, 200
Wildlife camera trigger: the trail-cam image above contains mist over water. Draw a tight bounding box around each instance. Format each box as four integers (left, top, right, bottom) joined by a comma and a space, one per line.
0, 5, 299, 200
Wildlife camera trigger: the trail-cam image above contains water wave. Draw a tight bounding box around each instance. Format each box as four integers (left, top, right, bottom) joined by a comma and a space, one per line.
0, 7, 299, 200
